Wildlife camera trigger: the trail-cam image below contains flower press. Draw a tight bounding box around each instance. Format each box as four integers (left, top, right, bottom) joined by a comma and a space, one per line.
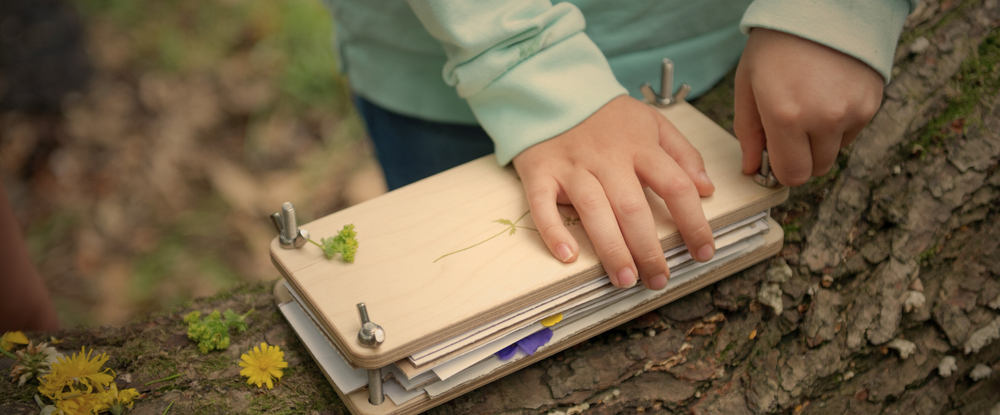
269, 61, 788, 415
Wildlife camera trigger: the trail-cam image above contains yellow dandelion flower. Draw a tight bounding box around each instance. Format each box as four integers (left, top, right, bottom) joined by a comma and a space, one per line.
53, 392, 107, 415
101, 383, 140, 415
239, 342, 288, 389
1, 331, 29, 352
38, 347, 115, 400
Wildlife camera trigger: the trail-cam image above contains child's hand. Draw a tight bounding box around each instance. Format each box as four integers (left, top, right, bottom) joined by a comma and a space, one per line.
511, 95, 716, 290
734, 28, 884, 185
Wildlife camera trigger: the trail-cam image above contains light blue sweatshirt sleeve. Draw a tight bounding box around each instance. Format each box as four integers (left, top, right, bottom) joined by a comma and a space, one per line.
407, 0, 628, 165
740, 0, 918, 84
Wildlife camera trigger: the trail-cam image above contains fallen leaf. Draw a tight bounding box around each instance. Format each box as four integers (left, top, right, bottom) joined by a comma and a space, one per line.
686, 321, 717, 336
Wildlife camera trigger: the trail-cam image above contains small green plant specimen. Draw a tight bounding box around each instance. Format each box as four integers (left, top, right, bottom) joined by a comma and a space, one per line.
184, 309, 253, 354
434, 211, 537, 263
309, 224, 358, 262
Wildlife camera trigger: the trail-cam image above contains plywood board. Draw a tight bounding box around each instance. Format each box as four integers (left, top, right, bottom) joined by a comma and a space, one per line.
270, 101, 788, 368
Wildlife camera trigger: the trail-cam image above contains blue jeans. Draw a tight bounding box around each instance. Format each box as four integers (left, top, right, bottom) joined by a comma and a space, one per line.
354, 96, 495, 191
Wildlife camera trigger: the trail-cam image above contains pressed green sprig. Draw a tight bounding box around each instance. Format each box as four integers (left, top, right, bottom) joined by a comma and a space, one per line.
434, 210, 537, 263
308, 224, 358, 262
183, 309, 253, 354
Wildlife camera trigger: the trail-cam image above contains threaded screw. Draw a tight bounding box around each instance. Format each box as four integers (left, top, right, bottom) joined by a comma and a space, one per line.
367, 369, 384, 405
281, 202, 297, 243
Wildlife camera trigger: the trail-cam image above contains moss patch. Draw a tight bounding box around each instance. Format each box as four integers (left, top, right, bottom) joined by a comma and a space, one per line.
0, 280, 347, 413
917, 26, 1000, 148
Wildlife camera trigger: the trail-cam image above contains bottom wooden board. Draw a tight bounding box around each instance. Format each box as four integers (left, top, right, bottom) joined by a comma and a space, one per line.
276, 216, 783, 415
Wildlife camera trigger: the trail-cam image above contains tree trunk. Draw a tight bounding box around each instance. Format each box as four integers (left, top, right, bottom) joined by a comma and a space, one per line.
2, 1, 998, 414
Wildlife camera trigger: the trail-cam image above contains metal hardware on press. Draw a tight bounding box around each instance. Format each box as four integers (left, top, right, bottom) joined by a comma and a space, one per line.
270, 202, 309, 249
356, 303, 385, 348
356, 303, 386, 405
754, 149, 779, 188
641, 58, 691, 108
367, 368, 384, 405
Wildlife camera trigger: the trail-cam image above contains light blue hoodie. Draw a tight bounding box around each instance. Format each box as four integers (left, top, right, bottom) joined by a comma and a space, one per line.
323, 0, 915, 165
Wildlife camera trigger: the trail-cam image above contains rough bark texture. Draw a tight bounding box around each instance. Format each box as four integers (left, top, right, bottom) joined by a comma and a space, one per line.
3, 1, 1000, 414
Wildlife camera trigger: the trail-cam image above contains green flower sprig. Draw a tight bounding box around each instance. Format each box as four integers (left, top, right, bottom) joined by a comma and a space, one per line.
308, 224, 358, 263
184, 309, 253, 354
434, 211, 537, 263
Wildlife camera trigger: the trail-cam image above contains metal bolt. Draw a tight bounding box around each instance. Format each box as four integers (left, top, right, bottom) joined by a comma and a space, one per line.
367, 369, 384, 405
754, 149, 779, 187
356, 303, 385, 348
640, 58, 691, 108
356, 303, 385, 405
281, 202, 297, 242
271, 202, 309, 249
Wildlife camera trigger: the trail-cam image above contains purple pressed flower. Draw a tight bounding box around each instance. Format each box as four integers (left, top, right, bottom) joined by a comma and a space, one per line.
495, 328, 554, 361
496, 344, 518, 360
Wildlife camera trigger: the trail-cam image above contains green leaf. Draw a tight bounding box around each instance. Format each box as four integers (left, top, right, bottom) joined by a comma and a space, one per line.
493, 219, 513, 226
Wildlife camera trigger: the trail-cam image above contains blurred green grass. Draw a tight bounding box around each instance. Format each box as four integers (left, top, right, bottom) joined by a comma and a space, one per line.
75, 0, 349, 114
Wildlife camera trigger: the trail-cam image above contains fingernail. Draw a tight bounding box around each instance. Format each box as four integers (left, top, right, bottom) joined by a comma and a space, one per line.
699, 171, 713, 187
649, 274, 668, 290
556, 244, 573, 262
617, 267, 636, 288
697, 244, 715, 262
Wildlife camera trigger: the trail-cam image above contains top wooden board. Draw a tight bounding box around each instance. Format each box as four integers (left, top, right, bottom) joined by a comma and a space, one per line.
270, 101, 788, 369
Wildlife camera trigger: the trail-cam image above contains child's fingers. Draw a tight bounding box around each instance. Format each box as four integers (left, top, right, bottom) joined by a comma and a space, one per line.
759, 109, 812, 186
734, 66, 767, 176
808, 130, 843, 176
637, 151, 715, 263
594, 166, 669, 290
841, 122, 866, 148
563, 172, 638, 289
654, 114, 715, 197
522, 176, 578, 263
